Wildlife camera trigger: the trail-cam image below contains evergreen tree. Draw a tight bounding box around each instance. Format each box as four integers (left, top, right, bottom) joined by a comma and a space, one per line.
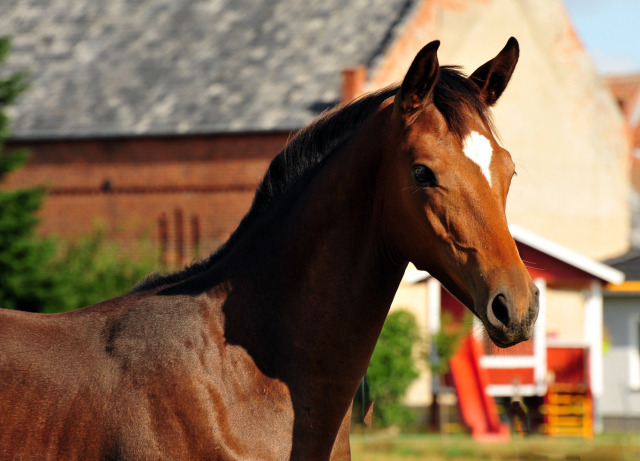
0, 37, 156, 313
0, 37, 68, 312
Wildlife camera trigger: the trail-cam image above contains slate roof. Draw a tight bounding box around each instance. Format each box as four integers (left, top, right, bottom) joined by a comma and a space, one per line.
0, 0, 419, 139
604, 249, 640, 281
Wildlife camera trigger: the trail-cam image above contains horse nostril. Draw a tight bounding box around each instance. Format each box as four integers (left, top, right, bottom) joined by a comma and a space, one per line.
491, 294, 510, 327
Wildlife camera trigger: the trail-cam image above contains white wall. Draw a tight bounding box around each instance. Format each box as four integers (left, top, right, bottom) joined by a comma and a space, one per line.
602, 296, 640, 417
370, 0, 631, 260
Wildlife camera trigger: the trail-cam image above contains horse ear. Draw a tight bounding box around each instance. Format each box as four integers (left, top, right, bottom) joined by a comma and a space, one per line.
468, 37, 519, 106
398, 41, 440, 116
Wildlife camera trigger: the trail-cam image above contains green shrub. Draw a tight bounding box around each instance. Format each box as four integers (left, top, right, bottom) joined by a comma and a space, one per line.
366, 309, 421, 427
46, 229, 156, 313
429, 311, 473, 375
0, 36, 157, 313
0, 36, 68, 313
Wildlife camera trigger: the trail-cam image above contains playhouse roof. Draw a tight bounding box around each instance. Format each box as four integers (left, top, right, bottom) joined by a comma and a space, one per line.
603, 249, 640, 295
509, 225, 624, 285
404, 225, 625, 285
1, 0, 419, 139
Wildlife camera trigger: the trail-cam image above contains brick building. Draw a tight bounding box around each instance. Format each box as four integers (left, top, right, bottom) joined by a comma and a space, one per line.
1, 0, 417, 263
2, 0, 630, 265
5, 133, 289, 264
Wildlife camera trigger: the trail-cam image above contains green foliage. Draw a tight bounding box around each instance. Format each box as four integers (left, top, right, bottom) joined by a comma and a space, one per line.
0, 36, 67, 312
0, 39, 28, 144
0, 188, 66, 312
0, 36, 156, 313
367, 309, 421, 427
429, 311, 473, 375
45, 230, 156, 313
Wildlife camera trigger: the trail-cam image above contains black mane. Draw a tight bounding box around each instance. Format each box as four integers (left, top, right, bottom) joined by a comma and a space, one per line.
132, 66, 489, 292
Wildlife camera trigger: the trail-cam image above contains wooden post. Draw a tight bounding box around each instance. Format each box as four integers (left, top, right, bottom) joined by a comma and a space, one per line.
191, 214, 200, 259
158, 212, 168, 267
175, 207, 184, 266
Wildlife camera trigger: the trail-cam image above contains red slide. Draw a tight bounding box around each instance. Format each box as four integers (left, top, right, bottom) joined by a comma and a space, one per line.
449, 335, 510, 441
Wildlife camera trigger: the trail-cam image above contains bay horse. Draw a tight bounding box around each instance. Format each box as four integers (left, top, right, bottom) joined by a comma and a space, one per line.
0, 38, 538, 460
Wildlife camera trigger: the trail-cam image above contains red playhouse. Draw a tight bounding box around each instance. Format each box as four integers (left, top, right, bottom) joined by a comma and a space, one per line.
407, 225, 624, 439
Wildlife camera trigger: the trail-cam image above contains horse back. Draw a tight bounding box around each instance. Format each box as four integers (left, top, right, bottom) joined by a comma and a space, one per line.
0, 301, 128, 458
0, 290, 294, 460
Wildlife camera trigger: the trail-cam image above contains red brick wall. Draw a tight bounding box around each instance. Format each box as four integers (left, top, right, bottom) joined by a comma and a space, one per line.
4, 132, 291, 262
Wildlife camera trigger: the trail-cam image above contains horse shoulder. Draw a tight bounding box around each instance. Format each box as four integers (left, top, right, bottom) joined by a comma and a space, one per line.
103, 291, 295, 459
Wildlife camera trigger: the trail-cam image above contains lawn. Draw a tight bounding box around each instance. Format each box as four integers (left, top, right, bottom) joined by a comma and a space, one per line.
350, 433, 640, 461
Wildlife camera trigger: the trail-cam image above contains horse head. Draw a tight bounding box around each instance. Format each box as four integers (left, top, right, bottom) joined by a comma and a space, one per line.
382, 38, 538, 347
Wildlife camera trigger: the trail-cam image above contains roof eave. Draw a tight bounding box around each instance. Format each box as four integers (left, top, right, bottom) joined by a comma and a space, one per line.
402, 225, 626, 285
509, 225, 625, 285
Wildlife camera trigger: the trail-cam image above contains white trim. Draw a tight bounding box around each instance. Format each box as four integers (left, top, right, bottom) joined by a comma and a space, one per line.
405, 226, 625, 285
533, 278, 547, 388
428, 278, 442, 395
628, 311, 640, 390
546, 339, 590, 348
485, 384, 545, 397
427, 277, 441, 335
584, 281, 604, 398
509, 225, 625, 284
480, 356, 536, 368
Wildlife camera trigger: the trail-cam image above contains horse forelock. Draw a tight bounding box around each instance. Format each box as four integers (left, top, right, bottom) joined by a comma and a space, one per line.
132, 67, 492, 293
432, 66, 495, 141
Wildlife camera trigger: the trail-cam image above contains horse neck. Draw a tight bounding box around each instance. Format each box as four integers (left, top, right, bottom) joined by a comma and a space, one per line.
221, 106, 406, 384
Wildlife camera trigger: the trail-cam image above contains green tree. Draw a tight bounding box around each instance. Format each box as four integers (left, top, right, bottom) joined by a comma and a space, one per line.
0, 37, 156, 313
0, 36, 69, 312
366, 309, 421, 427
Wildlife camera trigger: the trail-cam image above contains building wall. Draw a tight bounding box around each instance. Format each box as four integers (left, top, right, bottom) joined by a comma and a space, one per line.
6, 0, 631, 263
546, 288, 585, 341
376, 0, 631, 410
370, 0, 631, 260
602, 296, 640, 417
4, 132, 290, 259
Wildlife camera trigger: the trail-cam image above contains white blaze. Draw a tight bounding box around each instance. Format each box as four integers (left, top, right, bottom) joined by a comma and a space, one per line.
462, 131, 493, 187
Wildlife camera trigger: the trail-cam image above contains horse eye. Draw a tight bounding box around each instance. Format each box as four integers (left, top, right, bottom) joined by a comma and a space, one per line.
412, 165, 438, 187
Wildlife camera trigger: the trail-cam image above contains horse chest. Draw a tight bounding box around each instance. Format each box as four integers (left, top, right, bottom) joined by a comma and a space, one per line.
192, 345, 296, 460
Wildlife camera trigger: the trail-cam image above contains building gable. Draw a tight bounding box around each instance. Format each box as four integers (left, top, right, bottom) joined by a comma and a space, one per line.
368, 0, 630, 259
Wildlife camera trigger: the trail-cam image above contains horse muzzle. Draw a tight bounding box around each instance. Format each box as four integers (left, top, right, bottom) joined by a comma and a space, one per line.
481, 281, 539, 348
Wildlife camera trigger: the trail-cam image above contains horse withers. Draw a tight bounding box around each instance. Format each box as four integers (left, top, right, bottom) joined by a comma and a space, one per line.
0, 38, 538, 460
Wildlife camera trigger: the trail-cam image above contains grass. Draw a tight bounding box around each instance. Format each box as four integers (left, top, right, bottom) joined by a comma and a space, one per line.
350, 432, 640, 461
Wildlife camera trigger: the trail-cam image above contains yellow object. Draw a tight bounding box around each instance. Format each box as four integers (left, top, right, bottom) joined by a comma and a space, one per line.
606, 281, 640, 292
544, 384, 593, 439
